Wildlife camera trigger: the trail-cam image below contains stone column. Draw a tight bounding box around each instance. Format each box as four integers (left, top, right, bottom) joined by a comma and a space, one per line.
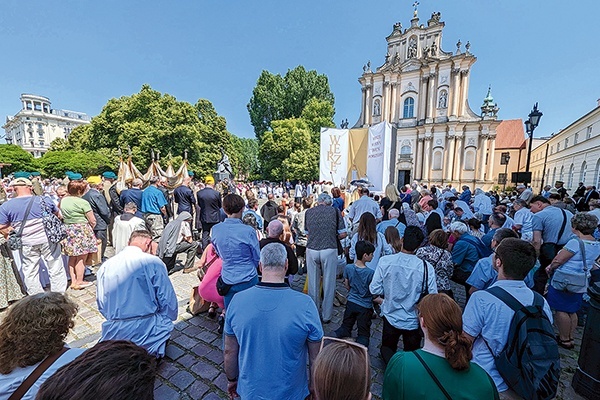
478, 134, 489, 181
459, 70, 469, 117
419, 76, 429, 121
445, 133, 456, 181
423, 136, 432, 182
365, 85, 372, 125
416, 137, 424, 180
487, 135, 496, 181
450, 68, 460, 118
454, 134, 464, 181
383, 81, 390, 122
360, 87, 366, 126
426, 73, 436, 121
390, 83, 398, 122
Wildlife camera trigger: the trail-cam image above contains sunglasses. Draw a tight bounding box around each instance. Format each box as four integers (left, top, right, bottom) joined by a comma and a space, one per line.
320, 336, 370, 381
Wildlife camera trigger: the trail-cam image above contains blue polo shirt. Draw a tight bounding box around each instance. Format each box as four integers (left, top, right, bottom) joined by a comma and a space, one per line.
225, 282, 323, 400
140, 185, 167, 215
212, 218, 260, 285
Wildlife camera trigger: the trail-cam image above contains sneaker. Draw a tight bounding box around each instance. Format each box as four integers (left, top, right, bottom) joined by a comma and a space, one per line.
333, 297, 341, 307
335, 290, 347, 305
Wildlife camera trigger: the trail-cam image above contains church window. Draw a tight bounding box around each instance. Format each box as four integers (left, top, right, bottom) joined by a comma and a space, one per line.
587, 126, 593, 139
403, 97, 415, 118
432, 150, 443, 170
560, 166, 564, 182
567, 164, 574, 188
580, 161, 587, 184
464, 149, 476, 170
574, 133, 579, 144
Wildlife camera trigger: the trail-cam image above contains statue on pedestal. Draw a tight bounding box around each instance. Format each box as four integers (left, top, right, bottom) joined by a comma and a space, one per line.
216, 148, 233, 179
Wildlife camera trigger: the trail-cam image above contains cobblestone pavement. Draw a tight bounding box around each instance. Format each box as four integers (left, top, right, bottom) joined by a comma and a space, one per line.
0, 249, 588, 399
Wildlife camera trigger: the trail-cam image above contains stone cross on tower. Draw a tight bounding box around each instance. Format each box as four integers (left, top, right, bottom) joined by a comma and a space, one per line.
412, 1, 420, 17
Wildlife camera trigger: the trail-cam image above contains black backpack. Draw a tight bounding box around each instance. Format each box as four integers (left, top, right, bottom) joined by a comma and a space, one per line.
484, 287, 560, 400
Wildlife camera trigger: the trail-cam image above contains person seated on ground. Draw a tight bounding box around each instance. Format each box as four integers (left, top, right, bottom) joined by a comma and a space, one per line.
197, 241, 225, 320
383, 294, 499, 400
313, 338, 371, 400
376, 208, 406, 237
370, 226, 438, 364
259, 220, 298, 284
36, 340, 157, 400
334, 241, 375, 347
96, 230, 178, 358
0, 292, 84, 399
112, 201, 146, 254
156, 211, 199, 274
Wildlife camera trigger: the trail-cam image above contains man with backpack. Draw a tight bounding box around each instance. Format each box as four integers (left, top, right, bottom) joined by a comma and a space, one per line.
463, 238, 559, 400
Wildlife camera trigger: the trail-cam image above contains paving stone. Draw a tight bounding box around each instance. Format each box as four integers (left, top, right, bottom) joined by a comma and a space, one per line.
205, 349, 224, 364
191, 342, 212, 357
197, 330, 218, 344
158, 362, 180, 379
173, 334, 197, 349
170, 370, 195, 390
202, 393, 224, 400
154, 384, 181, 400
186, 381, 210, 399
182, 325, 203, 337
166, 344, 185, 361
190, 361, 220, 380
177, 354, 198, 368
213, 372, 229, 392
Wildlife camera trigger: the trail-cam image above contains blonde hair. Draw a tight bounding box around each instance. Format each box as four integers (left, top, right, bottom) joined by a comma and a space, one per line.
384, 184, 399, 202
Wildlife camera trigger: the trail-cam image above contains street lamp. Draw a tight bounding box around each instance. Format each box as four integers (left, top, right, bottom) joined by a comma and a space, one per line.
524, 103, 543, 180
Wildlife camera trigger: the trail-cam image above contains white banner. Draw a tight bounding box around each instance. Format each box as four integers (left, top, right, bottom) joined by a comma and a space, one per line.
319, 128, 349, 186
366, 122, 392, 192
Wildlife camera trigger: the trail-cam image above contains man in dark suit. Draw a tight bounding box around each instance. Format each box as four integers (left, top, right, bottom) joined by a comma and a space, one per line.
83, 177, 112, 262
577, 185, 600, 212
196, 176, 222, 251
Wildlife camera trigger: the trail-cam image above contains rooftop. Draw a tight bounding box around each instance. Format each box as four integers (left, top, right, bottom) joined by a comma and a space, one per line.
495, 119, 525, 149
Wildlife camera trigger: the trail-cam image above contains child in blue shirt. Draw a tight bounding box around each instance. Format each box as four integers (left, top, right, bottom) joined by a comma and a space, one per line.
334, 241, 375, 347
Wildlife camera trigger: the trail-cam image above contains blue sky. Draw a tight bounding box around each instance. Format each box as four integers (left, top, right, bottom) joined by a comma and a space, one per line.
1, 0, 599, 140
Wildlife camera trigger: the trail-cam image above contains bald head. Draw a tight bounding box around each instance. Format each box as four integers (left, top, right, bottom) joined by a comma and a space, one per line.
267, 219, 284, 238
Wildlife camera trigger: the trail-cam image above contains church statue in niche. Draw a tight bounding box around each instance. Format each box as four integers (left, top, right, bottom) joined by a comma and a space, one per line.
430, 42, 437, 56
407, 37, 417, 58
373, 99, 381, 116
438, 90, 448, 108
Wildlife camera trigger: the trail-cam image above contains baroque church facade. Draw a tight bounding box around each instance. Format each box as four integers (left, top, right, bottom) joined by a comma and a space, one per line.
355, 9, 501, 189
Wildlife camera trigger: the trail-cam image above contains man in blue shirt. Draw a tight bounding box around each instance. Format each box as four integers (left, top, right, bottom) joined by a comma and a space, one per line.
224, 243, 323, 400
450, 221, 488, 301
376, 208, 406, 237
141, 177, 168, 241
459, 185, 472, 203
481, 212, 506, 250
119, 178, 143, 218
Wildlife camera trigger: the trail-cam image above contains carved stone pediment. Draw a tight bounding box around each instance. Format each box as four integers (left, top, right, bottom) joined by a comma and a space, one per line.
401, 59, 423, 72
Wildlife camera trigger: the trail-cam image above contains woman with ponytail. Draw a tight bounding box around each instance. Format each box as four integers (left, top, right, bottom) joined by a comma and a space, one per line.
382, 294, 499, 399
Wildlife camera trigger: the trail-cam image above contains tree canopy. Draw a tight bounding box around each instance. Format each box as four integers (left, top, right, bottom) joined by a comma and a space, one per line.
36, 150, 114, 178
61, 85, 246, 178
0, 145, 38, 176
247, 66, 335, 140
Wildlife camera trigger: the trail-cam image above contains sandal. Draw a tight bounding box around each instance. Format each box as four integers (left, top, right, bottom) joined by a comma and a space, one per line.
557, 338, 574, 349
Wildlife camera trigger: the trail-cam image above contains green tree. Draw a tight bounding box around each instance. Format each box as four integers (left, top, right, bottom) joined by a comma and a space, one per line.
300, 98, 336, 143
247, 66, 335, 140
259, 118, 317, 181
37, 150, 114, 178
232, 137, 259, 181
64, 85, 237, 178
0, 144, 38, 175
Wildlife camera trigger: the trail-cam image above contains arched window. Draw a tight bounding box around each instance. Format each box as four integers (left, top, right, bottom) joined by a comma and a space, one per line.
595, 159, 600, 188
403, 97, 415, 119
432, 150, 443, 170
552, 167, 557, 184
567, 164, 574, 188
580, 161, 587, 184
559, 166, 564, 182
464, 149, 476, 170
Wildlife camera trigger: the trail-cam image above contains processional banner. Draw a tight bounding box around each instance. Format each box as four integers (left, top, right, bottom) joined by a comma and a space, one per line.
366, 121, 393, 192
319, 128, 349, 186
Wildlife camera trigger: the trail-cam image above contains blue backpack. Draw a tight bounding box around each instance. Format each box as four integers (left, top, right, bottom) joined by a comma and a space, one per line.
485, 287, 560, 400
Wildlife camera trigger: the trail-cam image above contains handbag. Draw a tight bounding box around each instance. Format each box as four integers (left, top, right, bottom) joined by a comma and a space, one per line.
335, 209, 344, 256
7, 197, 36, 251
417, 259, 429, 303
551, 238, 589, 293
539, 209, 567, 266
39, 196, 67, 243
216, 275, 232, 296
188, 286, 211, 315
414, 351, 453, 400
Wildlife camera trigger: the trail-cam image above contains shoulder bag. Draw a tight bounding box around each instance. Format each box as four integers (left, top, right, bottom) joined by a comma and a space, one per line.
7, 197, 36, 251
417, 260, 429, 303
539, 209, 567, 266
8, 347, 68, 400
40, 196, 67, 243
551, 238, 590, 293
335, 209, 344, 256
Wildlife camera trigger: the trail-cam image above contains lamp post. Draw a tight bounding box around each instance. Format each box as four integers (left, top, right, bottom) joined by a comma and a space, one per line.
524, 103, 543, 182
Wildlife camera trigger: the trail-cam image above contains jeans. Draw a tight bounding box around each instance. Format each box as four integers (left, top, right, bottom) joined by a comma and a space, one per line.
223, 276, 259, 309
334, 301, 372, 347
306, 248, 338, 321
20, 242, 67, 295
380, 316, 422, 365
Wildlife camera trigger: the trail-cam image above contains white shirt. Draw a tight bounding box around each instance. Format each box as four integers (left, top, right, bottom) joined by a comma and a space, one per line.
473, 194, 493, 215
370, 252, 437, 330
514, 208, 534, 236
111, 214, 147, 254
463, 280, 552, 392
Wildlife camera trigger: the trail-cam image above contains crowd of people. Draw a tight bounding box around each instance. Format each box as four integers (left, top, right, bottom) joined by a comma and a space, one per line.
0, 171, 597, 399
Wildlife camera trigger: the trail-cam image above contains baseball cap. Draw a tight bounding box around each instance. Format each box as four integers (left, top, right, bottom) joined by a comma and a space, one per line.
87, 175, 102, 185
11, 177, 33, 187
